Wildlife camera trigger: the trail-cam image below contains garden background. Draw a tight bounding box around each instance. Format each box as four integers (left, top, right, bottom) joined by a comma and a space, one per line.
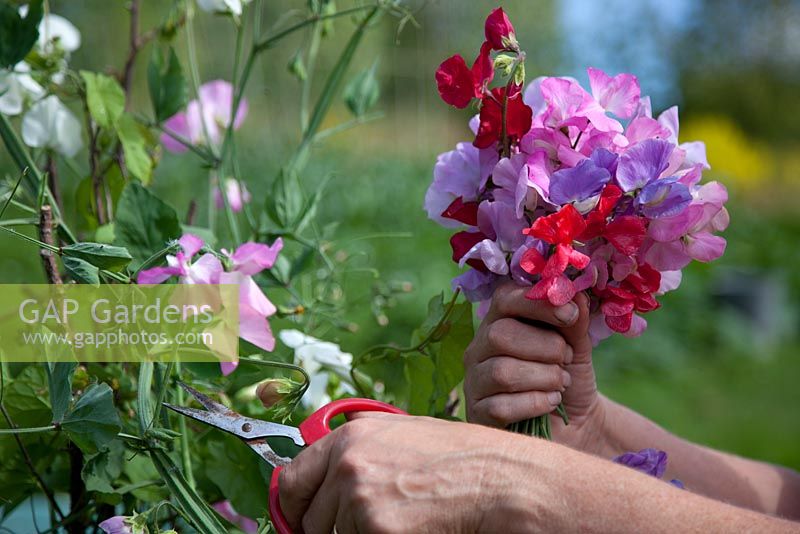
1, 0, 799, 529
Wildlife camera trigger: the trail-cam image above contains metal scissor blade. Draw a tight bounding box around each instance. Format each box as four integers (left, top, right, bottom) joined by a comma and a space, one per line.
163, 401, 305, 446
177, 382, 233, 414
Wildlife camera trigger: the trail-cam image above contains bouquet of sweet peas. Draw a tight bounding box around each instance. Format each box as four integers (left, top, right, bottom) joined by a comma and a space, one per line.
427, 7, 729, 347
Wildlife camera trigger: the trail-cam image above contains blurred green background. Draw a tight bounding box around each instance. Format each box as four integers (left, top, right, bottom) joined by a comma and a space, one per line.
2, 0, 799, 471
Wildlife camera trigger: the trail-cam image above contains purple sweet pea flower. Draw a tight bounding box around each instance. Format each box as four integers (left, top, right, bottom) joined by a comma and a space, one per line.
616, 138, 674, 192
613, 448, 668, 478
548, 157, 610, 206
99, 516, 135, 534
458, 239, 508, 275
477, 200, 527, 251
162, 80, 248, 153
425, 142, 494, 227
635, 176, 692, 218
451, 268, 497, 302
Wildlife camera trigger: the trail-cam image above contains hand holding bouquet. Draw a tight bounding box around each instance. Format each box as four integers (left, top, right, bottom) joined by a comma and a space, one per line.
426, 8, 729, 435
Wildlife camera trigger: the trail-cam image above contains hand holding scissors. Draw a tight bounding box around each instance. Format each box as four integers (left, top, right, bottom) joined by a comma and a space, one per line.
164, 382, 406, 534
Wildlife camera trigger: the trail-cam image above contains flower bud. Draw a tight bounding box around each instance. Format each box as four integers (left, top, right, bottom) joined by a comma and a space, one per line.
256, 379, 293, 409
484, 8, 518, 52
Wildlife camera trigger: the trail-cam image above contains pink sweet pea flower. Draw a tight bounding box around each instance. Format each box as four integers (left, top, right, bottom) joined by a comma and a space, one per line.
213, 178, 251, 212
587, 67, 641, 119
212, 501, 258, 534
137, 235, 283, 376
161, 80, 248, 153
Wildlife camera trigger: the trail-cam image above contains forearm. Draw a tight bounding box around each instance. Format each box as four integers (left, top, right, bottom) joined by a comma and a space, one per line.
595, 395, 800, 518
492, 435, 799, 533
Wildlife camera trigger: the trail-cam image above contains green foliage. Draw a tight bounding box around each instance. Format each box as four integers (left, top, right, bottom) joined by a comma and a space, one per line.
343, 62, 380, 117
205, 435, 270, 519
61, 242, 133, 271
0, 0, 42, 68
45, 362, 77, 424
266, 167, 304, 229
81, 71, 126, 129
116, 113, 154, 184
114, 181, 182, 268
147, 45, 188, 122
61, 383, 122, 453
81, 440, 125, 493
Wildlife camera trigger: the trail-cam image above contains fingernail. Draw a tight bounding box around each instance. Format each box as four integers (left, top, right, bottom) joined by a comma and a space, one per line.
554, 302, 578, 325
564, 345, 574, 365
561, 370, 572, 389
547, 391, 562, 405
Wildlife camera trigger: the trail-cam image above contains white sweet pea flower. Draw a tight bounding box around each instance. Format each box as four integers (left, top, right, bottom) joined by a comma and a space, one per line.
18, 7, 81, 54
278, 329, 356, 410
22, 95, 83, 157
196, 0, 251, 16
0, 63, 44, 116
38, 13, 81, 53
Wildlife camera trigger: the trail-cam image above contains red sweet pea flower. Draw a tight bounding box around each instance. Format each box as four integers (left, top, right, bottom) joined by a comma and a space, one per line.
603, 215, 647, 255
598, 264, 661, 332
484, 7, 518, 51
581, 184, 623, 240
520, 205, 591, 306
450, 230, 489, 272
441, 197, 479, 226
435, 42, 494, 109
473, 86, 533, 148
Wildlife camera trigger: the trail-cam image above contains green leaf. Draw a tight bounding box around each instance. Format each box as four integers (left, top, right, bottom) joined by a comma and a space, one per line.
62, 256, 100, 286
266, 167, 304, 229
62, 383, 122, 453
45, 362, 77, 424
294, 174, 330, 234
431, 300, 473, 413
82, 440, 124, 493
0, 0, 42, 68
147, 45, 188, 122
62, 242, 133, 271
343, 62, 379, 117
288, 50, 307, 81
116, 113, 153, 184
115, 181, 182, 268
94, 223, 116, 244
74, 166, 125, 231
404, 354, 435, 416
206, 435, 270, 519
81, 71, 126, 129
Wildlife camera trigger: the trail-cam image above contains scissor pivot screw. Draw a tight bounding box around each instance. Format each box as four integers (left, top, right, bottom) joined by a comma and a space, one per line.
242, 423, 252, 433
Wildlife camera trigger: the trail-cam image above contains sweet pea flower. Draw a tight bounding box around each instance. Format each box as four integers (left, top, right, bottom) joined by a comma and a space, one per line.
137, 234, 283, 375
21, 95, 83, 157
18, 6, 82, 55
211, 501, 258, 534
197, 0, 252, 16
548, 156, 611, 208
473, 86, 532, 148
213, 178, 251, 212
162, 80, 248, 153
0, 64, 44, 116
425, 142, 493, 227
278, 330, 356, 410
99, 515, 145, 534
484, 7, 518, 51
613, 448, 685, 488
435, 41, 493, 109
587, 67, 640, 119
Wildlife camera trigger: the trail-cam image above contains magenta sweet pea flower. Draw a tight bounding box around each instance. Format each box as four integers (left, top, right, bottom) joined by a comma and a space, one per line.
212, 501, 258, 534
161, 80, 248, 153
213, 178, 251, 212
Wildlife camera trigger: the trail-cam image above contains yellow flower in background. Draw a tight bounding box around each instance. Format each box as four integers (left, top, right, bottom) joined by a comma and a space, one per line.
681, 115, 773, 190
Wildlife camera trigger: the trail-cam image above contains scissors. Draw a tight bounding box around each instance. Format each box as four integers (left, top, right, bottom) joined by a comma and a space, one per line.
164, 382, 406, 534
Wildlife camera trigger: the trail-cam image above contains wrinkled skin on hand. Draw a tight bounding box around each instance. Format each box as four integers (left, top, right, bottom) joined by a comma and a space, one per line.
463, 281, 607, 454
278, 414, 541, 534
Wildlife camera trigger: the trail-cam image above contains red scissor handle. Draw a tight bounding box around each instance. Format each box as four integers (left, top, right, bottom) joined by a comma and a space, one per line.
269, 398, 407, 534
